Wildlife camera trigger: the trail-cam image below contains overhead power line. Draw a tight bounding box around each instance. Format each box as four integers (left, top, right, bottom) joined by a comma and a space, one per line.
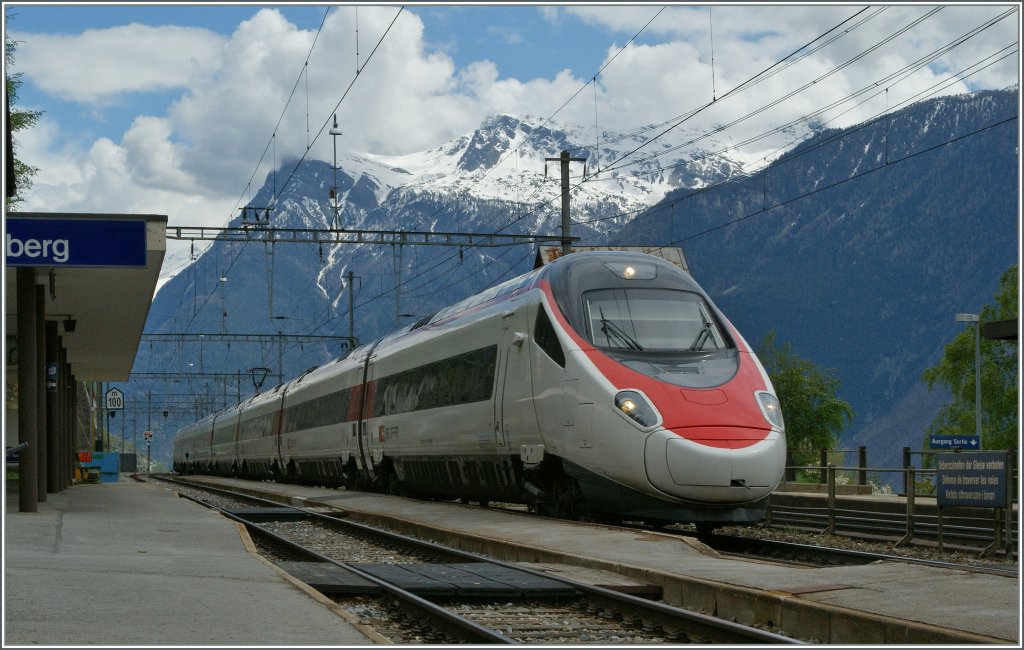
271, 6, 922, 350
165, 225, 574, 248
580, 43, 1018, 231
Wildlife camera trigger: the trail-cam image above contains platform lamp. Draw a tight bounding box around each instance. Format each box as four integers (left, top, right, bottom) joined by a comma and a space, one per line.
955, 312, 982, 449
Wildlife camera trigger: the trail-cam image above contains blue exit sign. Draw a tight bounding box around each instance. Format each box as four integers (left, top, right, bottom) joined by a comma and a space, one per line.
929, 435, 980, 449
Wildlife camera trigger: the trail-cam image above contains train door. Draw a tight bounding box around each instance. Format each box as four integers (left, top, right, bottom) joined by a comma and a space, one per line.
272, 407, 284, 472
356, 357, 377, 480
495, 307, 531, 450
530, 302, 569, 449
231, 413, 240, 472
493, 329, 512, 450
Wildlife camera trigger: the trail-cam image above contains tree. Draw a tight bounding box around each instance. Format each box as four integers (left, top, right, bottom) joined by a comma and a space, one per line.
756, 330, 856, 469
5, 17, 42, 206
921, 265, 1018, 451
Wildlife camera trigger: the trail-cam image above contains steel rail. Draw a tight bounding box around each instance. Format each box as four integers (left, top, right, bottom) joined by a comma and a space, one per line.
174, 489, 516, 644
163, 476, 802, 644
705, 533, 1018, 578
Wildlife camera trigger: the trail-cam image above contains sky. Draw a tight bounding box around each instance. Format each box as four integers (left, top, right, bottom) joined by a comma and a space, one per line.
4, 3, 1020, 281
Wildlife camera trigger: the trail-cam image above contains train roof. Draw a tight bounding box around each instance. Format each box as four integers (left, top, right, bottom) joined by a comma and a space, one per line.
535, 246, 688, 272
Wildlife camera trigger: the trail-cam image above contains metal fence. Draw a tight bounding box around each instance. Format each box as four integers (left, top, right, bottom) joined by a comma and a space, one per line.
780, 447, 1018, 558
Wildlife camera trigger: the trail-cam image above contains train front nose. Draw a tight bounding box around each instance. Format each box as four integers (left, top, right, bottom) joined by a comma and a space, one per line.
644, 427, 785, 503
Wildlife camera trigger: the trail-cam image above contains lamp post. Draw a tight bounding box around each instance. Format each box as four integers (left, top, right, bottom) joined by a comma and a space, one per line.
955, 313, 982, 449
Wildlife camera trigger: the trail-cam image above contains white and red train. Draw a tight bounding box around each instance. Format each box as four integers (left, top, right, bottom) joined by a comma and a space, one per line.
173, 251, 786, 526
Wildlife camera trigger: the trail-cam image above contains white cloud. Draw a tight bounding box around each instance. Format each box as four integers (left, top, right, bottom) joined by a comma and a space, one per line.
13, 23, 224, 104
11, 3, 1019, 280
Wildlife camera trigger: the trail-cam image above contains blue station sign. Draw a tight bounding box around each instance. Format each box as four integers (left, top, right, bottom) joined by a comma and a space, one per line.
929, 434, 980, 449
5, 217, 147, 267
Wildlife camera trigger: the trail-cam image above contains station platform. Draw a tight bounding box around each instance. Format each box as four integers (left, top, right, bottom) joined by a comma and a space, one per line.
185, 475, 1021, 645
3, 480, 379, 646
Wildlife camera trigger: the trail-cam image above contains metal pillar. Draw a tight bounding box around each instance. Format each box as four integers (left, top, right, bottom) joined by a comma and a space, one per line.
278, 331, 284, 386
897, 467, 916, 547
329, 114, 343, 228
60, 344, 69, 489
16, 268, 39, 512
88, 382, 96, 452
46, 321, 60, 493
824, 464, 836, 534
56, 339, 66, 490
35, 284, 47, 502
559, 151, 571, 256
132, 409, 138, 467
545, 150, 586, 256
69, 372, 77, 482
392, 244, 403, 326
973, 321, 982, 449
347, 270, 357, 350
901, 446, 911, 496
98, 381, 105, 451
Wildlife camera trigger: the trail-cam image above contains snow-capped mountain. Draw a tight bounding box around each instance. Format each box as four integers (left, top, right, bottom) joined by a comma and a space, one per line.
261, 113, 748, 238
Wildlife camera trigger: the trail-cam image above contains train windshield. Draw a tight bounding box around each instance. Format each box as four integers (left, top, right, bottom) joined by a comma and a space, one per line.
583, 288, 727, 352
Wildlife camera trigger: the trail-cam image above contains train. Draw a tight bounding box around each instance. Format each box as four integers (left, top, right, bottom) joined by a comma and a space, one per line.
172, 250, 787, 528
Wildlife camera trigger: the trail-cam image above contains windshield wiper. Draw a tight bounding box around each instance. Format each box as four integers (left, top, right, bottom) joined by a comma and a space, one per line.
599, 308, 644, 351
689, 310, 716, 351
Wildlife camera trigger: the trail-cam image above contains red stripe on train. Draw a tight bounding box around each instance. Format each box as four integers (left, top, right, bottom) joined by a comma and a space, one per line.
537, 279, 771, 448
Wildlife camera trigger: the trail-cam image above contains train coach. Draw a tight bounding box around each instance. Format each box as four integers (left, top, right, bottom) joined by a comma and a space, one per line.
173, 251, 786, 527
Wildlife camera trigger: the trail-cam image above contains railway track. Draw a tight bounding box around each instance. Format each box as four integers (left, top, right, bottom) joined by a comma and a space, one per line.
702, 532, 1019, 578
159, 476, 802, 644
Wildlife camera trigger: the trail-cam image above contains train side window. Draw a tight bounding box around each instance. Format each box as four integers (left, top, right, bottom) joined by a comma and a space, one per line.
534, 307, 565, 368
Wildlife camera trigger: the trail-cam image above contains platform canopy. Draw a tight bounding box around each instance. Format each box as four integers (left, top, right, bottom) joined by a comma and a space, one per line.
5, 212, 167, 381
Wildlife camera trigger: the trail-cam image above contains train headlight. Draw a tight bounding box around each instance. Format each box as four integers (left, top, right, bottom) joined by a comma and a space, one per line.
614, 390, 660, 429
755, 391, 785, 432
604, 261, 656, 280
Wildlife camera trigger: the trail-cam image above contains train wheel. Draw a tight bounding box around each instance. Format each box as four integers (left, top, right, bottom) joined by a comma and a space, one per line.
286, 461, 299, 484
339, 459, 358, 490
536, 474, 587, 520
373, 461, 404, 496
695, 522, 717, 541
